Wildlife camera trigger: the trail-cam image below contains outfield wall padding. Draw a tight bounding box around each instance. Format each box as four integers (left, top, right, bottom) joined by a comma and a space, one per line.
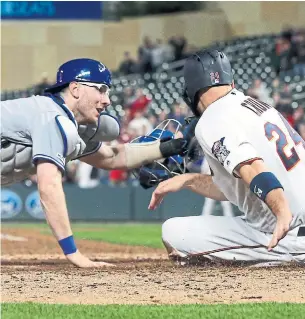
1, 184, 240, 221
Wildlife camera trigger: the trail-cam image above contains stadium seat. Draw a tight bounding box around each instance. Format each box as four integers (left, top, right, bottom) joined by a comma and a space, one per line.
2, 33, 304, 113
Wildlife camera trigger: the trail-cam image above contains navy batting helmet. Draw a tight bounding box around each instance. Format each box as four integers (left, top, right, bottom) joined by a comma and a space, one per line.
45, 58, 111, 93
183, 50, 233, 117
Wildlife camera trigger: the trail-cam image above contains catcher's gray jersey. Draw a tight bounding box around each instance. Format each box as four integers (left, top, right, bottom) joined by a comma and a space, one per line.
1, 95, 102, 185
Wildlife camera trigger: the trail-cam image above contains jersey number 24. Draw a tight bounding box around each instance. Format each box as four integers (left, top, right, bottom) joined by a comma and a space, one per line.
265, 114, 305, 171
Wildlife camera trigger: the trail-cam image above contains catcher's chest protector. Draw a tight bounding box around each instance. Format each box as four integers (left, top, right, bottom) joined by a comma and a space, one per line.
1, 140, 35, 185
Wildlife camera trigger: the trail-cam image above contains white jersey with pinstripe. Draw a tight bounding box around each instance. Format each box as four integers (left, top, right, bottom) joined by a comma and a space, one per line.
195, 88, 305, 233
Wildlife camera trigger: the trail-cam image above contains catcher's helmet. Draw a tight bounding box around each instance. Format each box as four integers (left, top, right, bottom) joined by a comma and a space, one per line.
183, 50, 233, 117
45, 58, 111, 93
131, 119, 186, 189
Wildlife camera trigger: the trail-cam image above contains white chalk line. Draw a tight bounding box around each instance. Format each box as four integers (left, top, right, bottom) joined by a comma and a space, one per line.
1, 234, 28, 242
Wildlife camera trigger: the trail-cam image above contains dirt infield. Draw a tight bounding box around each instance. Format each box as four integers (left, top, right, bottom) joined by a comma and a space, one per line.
2, 227, 305, 305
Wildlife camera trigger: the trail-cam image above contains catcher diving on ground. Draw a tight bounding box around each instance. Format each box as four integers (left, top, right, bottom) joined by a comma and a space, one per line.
0, 58, 187, 268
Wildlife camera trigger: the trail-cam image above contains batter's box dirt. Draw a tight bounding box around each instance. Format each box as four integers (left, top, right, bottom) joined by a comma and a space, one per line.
1, 228, 305, 305
1, 228, 167, 261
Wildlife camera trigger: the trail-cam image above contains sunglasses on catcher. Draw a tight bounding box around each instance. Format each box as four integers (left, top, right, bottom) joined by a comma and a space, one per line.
78, 82, 110, 96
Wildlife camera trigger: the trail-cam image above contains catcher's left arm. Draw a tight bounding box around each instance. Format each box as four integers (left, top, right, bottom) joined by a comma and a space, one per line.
81, 137, 187, 170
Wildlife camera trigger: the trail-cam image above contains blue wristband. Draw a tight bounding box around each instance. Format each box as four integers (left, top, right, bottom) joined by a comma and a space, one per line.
250, 172, 283, 201
58, 235, 77, 255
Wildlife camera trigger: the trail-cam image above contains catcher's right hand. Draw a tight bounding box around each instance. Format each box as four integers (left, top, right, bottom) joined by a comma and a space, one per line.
66, 250, 115, 268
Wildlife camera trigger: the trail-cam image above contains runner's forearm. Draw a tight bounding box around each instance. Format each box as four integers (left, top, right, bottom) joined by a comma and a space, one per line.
183, 173, 227, 201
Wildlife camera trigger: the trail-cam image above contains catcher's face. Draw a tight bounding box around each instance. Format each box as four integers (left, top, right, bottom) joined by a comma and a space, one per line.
76, 82, 110, 124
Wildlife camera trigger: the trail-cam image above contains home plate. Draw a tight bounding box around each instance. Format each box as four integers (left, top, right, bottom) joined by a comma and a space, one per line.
1, 234, 28, 242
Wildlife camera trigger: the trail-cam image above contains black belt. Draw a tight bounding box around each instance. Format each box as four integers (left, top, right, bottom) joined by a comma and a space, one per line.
298, 226, 305, 237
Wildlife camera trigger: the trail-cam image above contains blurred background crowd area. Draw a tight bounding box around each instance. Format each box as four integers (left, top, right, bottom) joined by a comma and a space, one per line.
1, 2, 305, 189
10, 26, 305, 190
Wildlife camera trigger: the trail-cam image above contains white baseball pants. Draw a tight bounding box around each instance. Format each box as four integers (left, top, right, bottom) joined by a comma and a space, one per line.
162, 215, 305, 263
